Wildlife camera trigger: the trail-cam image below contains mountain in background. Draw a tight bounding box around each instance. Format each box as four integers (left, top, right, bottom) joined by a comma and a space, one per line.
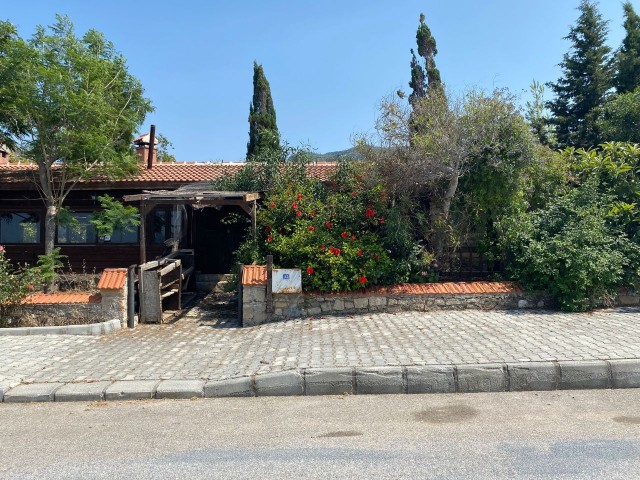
310, 147, 362, 161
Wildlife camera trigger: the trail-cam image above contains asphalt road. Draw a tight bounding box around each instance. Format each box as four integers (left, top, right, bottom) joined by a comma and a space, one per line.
2, 390, 640, 479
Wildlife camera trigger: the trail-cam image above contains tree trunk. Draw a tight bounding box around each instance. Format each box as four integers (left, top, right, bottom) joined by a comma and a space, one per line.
43, 203, 58, 292
430, 174, 460, 259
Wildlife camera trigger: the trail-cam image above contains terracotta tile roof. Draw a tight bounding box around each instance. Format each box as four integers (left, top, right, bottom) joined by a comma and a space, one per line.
97, 268, 128, 290
307, 281, 524, 297
382, 281, 523, 295
0, 162, 338, 187
23, 293, 101, 304
242, 265, 267, 286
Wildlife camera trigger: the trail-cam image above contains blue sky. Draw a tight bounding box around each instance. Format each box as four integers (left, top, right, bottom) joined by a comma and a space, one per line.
3, 1, 637, 161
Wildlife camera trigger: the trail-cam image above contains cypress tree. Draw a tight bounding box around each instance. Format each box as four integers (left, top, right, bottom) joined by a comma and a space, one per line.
247, 62, 280, 160
409, 13, 442, 106
547, 0, 612, 149
615, 2, 640, 93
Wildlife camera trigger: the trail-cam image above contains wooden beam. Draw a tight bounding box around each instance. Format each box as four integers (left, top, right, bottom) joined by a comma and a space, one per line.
251, 200, 257, 238
139, 202, 147, 265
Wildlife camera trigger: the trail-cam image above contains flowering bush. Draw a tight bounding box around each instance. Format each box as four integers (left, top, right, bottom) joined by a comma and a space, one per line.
0, 246, 42, 326
251, 165, 399, 292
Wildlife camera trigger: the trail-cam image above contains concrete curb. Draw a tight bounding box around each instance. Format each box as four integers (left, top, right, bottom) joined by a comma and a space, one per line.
0, 319, 121, 336
4, 359, 640, 403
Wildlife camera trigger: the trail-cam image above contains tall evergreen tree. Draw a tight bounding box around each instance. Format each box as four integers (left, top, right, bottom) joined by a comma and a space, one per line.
615, 2, 640, 93
408, 13, 442, 106
547, 0, 612, 149
246, 62, 280, 160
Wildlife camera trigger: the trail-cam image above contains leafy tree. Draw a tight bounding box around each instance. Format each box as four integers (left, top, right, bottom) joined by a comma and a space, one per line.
247, 62, 280, 159
0, 16, 152, 260
615, 2, 640, 93
360, 88, 538, 259
547, 0, 612, 149
525, 80, 555, 146
408, 13, 442, 106
90, 194, 140, 238
598, 86, 640, 142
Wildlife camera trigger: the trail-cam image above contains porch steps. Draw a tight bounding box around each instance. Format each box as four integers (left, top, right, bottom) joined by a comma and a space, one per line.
195, 274, 235, 293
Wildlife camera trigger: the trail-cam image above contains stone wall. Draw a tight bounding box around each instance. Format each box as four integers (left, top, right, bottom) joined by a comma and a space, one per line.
9, 302, 104, 328
241, 283, 551, 327
270, 291, 551, 322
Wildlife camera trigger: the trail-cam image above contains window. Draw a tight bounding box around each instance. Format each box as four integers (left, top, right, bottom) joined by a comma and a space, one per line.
152, 208, 174, 244
0, 212, 41, 243
57, 212, 96, 244
102, 227, 139, 244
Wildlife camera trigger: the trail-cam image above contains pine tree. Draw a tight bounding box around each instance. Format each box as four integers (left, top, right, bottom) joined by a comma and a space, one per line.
615, 2, 640, 93
408, 13, 442, 106
247, 62, 280, 160
547, 0, 612, 149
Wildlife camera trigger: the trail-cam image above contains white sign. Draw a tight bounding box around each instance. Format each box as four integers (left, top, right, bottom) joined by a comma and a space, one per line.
272, 269, 302, 294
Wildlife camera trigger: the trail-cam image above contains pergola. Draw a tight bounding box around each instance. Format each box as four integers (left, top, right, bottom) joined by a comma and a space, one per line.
123, 187, 261, 264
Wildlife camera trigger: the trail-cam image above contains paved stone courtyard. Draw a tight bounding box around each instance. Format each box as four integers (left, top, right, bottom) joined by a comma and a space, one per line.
2, 300, 640, 387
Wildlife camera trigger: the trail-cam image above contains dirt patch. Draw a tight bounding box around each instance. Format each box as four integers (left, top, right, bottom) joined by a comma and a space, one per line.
414, 405, 478, 424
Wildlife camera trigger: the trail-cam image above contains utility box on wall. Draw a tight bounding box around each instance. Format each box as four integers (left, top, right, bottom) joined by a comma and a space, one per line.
272, 269, 302, 294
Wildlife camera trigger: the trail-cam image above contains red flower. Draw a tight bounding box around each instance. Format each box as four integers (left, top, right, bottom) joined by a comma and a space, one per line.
358, 276, 367, 284
292, 202, 298, 210
309, 226, 315, 232
351, 235, 356, 242
325, 221, 332, 229
365, 208, 375, 218
296, 211, 302, 218
266, 235, 273, 243
379, 218, 385, 225
375, 254, 380, 261
297, 193, 303, 200
320, 245, 326, 252
333, 248, 341, 256
341, 231, 348, 239
357, 249, 363, 257
28, 284, 34, 290
269, 201, 275, 208
306, 266, 314, 275
265, 225, 271, 233
356, 175, 363, 181
331, 181, 337, 187
0, 245, 4, 252
351, 192, 357, 198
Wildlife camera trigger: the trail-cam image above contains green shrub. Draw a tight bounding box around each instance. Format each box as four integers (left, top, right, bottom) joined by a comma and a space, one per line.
0, 246, 42, 326
500, 184, 640, 311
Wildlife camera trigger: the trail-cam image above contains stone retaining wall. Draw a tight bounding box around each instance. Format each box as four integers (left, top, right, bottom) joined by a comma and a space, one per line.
242, 285, 550, 327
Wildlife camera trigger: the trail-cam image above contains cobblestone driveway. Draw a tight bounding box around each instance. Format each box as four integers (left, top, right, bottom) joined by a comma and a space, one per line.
2, 307, 640, 386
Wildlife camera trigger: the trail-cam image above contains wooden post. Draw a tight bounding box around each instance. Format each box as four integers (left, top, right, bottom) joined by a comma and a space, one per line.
238, 263, 244, 324
139, 202, 147, 265
251, 200, 257, 238
266, 254, 273, 314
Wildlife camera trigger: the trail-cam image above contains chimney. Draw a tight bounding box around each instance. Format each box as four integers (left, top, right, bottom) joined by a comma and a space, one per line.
0, 145, 10, 165
133, 126, 158, 168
